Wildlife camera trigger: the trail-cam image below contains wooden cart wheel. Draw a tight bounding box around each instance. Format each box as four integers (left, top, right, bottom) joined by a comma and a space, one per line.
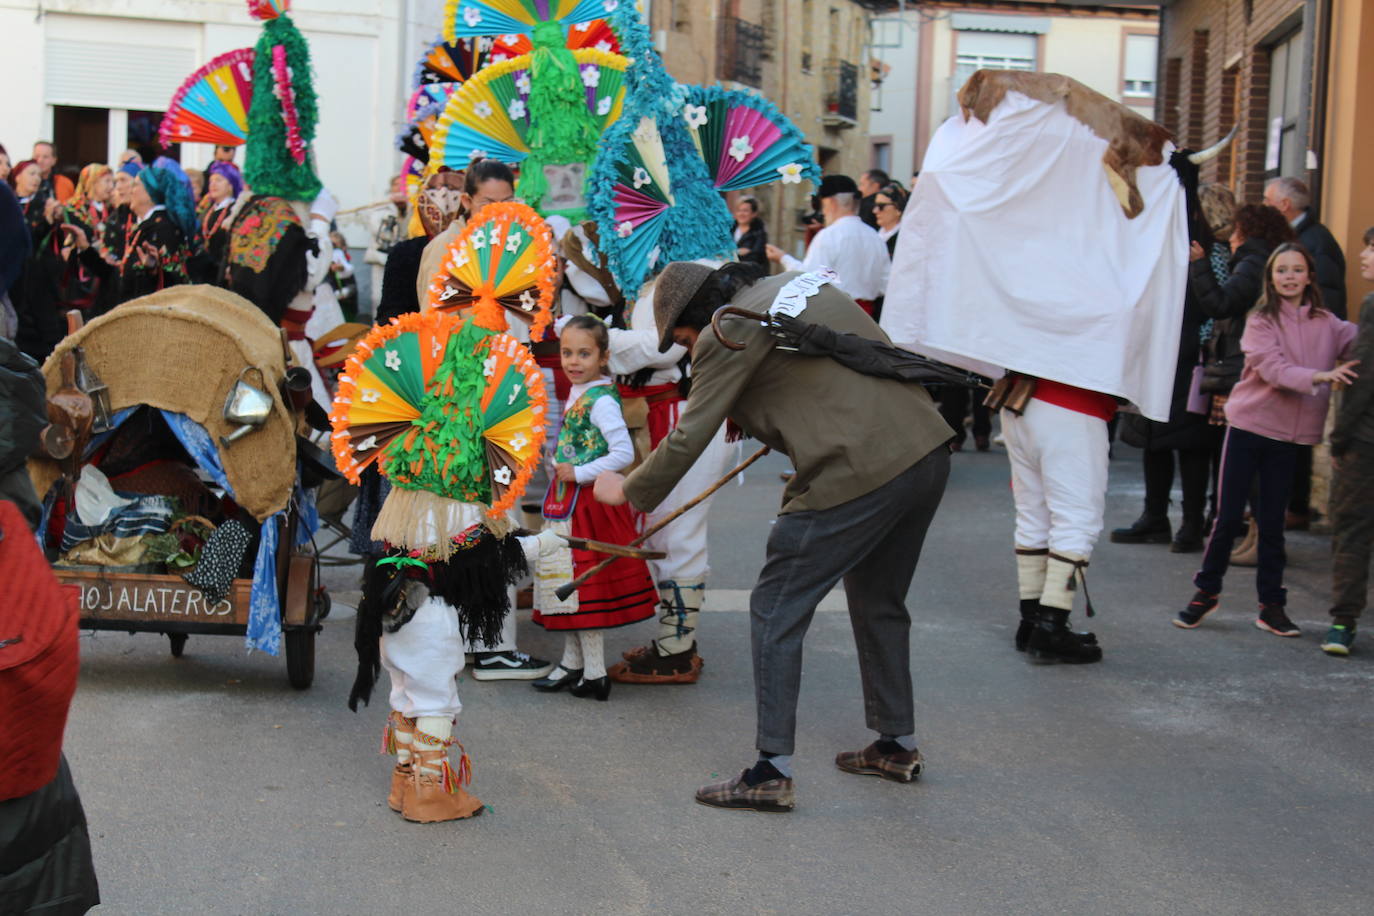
168, 633, 188, 658
285, 628, 316, 690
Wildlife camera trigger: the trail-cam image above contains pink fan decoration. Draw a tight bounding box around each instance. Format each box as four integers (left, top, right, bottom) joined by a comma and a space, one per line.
713, 109, 782, 188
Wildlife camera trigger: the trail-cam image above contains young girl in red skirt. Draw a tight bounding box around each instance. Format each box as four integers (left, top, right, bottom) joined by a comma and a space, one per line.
532, 316, 657, 700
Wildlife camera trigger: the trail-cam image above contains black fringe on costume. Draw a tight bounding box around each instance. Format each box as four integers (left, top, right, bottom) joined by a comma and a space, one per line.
348, 556, 388, 712
346, 534, 529, 712
427, 532, 529, 649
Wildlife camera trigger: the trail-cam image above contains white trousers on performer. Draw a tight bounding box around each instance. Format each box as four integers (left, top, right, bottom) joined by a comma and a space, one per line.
641, 423, 731, 582
1001, 399, 1109, 558
381, 596, 465, 719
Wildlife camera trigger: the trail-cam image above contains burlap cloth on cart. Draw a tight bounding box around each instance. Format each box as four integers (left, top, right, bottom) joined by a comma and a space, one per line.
28, 285, 296, 521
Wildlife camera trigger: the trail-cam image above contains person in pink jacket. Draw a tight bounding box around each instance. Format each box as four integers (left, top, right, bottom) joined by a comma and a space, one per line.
1174, 242, 1358, 636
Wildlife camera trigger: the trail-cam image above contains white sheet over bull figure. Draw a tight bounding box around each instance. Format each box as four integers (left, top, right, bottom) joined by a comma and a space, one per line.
880, 74, 1188, 423
882, 70, 1191, 667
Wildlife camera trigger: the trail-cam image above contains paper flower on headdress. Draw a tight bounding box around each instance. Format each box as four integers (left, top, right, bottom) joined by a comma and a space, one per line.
681, 85, 822, 192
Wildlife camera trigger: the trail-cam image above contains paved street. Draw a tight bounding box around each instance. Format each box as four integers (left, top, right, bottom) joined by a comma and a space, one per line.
65, 443, 1374, 915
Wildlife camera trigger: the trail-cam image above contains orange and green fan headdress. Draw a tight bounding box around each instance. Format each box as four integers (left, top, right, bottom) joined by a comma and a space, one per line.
329, 310, 547, 518
426, 201, 557, 340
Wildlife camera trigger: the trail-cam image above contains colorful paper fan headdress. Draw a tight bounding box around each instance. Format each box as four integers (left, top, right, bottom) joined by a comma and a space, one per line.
442, 0, 611, 42
330, 310, 547, 518
396, 99, 445, 164
588, 113, 735, 297
489, 17, 621, 59
246, 0, 290, 19
408, 83, 459, 121
427, 49, 626, 169
413, 35, 492, 89
682, 86, 822, 192
160, 48, 255, 148
427, 202, 557, 339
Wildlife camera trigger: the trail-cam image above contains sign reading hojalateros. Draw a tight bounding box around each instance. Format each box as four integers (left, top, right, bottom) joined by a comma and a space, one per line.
57, 571, 251, 626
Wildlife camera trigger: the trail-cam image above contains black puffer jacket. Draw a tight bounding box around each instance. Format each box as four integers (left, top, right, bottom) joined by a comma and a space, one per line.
1189, 237, 1274, 321
0, 755, 100, 915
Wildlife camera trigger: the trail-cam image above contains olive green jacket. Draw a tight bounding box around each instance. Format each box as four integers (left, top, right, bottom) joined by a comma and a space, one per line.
623, 272, 954, 515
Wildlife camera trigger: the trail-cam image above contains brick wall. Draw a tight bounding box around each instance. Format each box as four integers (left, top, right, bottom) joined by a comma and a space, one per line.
1158, 0, 1306, 202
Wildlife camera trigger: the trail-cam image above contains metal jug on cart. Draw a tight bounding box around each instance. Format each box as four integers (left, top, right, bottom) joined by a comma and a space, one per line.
220, 367, 273, 447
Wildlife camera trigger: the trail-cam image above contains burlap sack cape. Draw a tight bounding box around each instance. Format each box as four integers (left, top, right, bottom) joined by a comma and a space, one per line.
28, 285, 296, 521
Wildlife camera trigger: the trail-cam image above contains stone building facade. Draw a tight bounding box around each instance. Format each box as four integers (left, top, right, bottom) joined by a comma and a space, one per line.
647, 0, 885, 257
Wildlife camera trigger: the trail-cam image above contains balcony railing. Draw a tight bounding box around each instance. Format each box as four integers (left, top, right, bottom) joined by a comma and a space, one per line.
823, 59, 859, 126
717, 16, 765, 88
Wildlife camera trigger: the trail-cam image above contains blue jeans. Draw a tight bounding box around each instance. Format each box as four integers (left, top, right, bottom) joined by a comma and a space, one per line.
1195, 427, 1301, 606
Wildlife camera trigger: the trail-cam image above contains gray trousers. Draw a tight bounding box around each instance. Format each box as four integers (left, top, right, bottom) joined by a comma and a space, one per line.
751, 448, 950, 755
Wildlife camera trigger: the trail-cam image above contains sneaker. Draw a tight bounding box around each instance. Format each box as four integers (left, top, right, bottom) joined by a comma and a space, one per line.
470, 650, 555, 681
1174, 590, 1219, 629
1321, 624, 1356, 656
835, 741, 923, 783
1255, 604, 1301, 637
694, 769, 795, 813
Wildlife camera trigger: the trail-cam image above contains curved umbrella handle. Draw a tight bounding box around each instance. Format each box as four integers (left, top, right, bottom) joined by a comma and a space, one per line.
710, 305, 770, 351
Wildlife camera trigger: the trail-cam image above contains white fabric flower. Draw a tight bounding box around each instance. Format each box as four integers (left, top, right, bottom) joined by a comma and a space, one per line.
360, 388, 381, 404
596, 96, 613, 117
462, 6, 482, 27
488, 223, 503, 249
519, 288, 538, 311
510, 433, 528, 452
473, 100, 493, 119
356, 435, 378, 452
483, 355, 497, 377
595, 40, 612, 52
728, 135, 753, 162
632, 166, 651, 189
515, 72, 531, 94
506, 383, 522, 405
432, 338, 444, 358
469, 148, 488, 162
500, 33, 518, 44
616, 220, 633, 238
508, 98, 527, 120
603, 0, 618, 10
777, 162, 804, 184
384, 349, 402, 371
581, 66, 600, 88
683, 104, 708, 129
491, 53, 508, 64
471, 228, 487, 249
492, 466, 512, 485
505, 230, 524, 253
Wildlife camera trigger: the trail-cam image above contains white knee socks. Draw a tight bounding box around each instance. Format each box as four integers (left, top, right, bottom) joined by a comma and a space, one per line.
1041, 552, 1088, 612
580, 630, 606, 679
560, 632, 583, 671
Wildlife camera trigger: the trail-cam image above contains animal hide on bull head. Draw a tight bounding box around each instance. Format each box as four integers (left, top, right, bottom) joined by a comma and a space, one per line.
958, 70, 1173, 219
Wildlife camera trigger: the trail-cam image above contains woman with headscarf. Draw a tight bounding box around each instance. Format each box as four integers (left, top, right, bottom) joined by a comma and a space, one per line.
190, 160, 244, 284
7, 160, 67, 359
103, 161, 142, 266
105, 165, 196, 303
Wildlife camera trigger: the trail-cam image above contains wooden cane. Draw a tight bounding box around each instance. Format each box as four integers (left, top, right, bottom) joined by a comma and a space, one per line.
554, 445, 771, 600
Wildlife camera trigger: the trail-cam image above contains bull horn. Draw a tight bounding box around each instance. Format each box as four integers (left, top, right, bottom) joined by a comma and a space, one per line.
1188, 124, 1238, 165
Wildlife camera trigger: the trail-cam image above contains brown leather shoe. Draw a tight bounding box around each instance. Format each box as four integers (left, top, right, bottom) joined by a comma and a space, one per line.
609, 644, 704, 684
383, 712, 416, 813
402, 746, 484, 823
388, 763, 412, 813
695, 770, 795, 813
835, 741, 923, 783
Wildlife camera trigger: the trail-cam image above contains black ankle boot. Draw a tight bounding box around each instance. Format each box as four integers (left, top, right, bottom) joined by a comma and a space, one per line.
1015, 598, 1039, 652
1027, 608, 1103, 665
1110, 512, 1171, 544
1170, 515, 1206, 553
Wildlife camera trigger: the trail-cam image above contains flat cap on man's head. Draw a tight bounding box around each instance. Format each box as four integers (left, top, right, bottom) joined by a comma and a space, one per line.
653, 261, 716, 353
816, 174, 860, 199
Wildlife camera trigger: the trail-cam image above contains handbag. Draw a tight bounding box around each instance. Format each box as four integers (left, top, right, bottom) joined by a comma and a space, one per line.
1186, 363, 1210, 414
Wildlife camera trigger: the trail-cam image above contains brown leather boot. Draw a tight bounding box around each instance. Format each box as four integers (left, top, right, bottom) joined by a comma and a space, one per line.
382, 711, 416, 813
402, 738, 484, 823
